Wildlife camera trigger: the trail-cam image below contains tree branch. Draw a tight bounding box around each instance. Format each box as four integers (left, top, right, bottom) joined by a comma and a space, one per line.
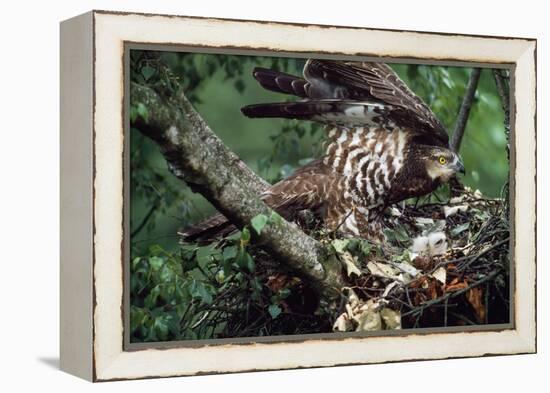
130, 194, 160, 238
493, 69, 511, 158
130, 82, 345, 299
450, 68, 482, 152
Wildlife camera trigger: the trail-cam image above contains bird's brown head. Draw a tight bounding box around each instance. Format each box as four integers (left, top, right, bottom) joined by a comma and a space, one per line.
415, 145, 465, 183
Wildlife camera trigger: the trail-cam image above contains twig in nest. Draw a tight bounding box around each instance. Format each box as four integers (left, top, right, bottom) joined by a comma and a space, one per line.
401, 269, 501, 318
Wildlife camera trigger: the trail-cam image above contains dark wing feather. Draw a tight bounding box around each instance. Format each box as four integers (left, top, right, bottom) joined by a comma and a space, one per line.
242, 99, 402, 128
303, 60, 449, 146
252, 67, 310, 97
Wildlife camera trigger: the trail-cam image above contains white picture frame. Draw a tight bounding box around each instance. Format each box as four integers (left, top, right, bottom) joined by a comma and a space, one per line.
60, 10, 536, 381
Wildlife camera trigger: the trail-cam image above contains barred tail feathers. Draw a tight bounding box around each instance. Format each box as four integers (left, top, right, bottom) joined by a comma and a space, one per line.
179, 213, 236, 243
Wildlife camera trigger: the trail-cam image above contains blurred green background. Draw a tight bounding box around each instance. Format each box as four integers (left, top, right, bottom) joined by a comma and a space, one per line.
130, 51, 508, 256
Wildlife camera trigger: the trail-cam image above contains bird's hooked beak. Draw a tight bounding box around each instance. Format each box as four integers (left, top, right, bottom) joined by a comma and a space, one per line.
454, 156, 466, 175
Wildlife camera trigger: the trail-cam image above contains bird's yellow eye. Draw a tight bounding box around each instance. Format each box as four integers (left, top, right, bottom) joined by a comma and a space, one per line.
438, 156, 447, 165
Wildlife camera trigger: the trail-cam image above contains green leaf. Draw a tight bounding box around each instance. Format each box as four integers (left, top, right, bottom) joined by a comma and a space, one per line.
222, 258, 233, 277
358, 240, 371, 257
384, 227, 410, 244
393, 248, 412, 263
180, 244, 198, 257
394, 226, 410, 242
251, 214, 268, 235
141, 65, 155, 81
159, 265, 175, 282
196, 245, 215, 268
268, 304, 282, 319
130, 307, 147, 332
235, 249, 246, 269
190, 280, 213, 304
144, 285, 161, 308
222, 246, 238, 260
278, 288, 291, 299
131, 257, 142, 270
241, 227, 251, 244
225, 232, 242, 241
235, 249, 255, 272
149, 256, 164, 271
129, 105, 138, 123
269, 211, 283, 225
332, 239, 349, 254
152, 315, 170, 341
245, 253, 255, 273
451, 222, 470, 237
136, 102, 149, 122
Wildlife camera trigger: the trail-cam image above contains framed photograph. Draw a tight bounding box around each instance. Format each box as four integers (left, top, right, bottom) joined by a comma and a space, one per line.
60, 10, 536, 381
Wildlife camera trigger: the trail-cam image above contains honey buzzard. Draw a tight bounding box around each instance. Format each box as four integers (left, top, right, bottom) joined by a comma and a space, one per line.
183, 60, 465, 242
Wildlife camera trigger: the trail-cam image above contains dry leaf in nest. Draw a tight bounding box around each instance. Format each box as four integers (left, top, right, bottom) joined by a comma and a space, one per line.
409, 276, 427, 290
426, 277, 441, 300
333, 288, 402, 332
354, 302, 402, 332
333, 313, 353, 332
432, 267, 447, 284
410, 276, 441, 303
443, 205, 469, 218
367, 261, 402, 281
409, 277, 428, 305
445, 277, 469, 292
412, 255, 433, 271
466, 287, 486, 322
266, 274, 300, 293
393, 262, 420, 278
354, 306, 383, 331
380, 308, 402, 330
450, 195, 466, 204
340, 251, 362, 278
414, 217, 435, 231
343, 287, 360, 309
382, 281, 400, 298
413, 291, 426, 306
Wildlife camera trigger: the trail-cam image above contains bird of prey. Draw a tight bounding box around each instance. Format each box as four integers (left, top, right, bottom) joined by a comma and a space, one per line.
183, 59, 465, 243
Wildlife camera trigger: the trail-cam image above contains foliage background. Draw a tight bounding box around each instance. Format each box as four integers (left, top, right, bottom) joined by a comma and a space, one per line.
129, 50, 508, 342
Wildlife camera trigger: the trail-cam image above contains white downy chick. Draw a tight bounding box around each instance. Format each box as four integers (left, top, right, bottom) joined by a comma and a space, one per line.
411, 236, 429, 259
428, 232, 448, 256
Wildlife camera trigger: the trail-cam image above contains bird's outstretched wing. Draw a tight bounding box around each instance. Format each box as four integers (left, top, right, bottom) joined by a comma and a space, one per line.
242, 60, 449, 147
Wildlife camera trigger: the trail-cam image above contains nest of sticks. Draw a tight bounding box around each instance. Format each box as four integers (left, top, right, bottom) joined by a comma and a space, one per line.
248, 186, 510, 334
329, 186, 510, 332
